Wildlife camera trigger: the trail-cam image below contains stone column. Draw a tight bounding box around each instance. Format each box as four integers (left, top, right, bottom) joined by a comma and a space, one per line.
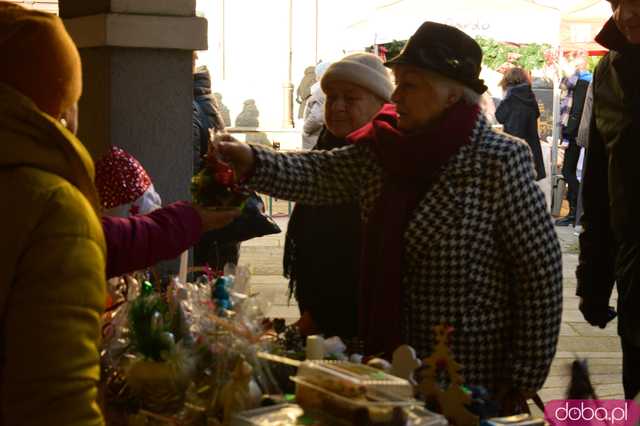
59, 0, 207, 206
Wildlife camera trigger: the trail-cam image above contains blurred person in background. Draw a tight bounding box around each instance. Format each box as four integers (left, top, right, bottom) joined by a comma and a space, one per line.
296, 66, 316, 119
496, 67, 546, 181
192, 53, 243, 272
557, 57, 592, 226
301, 61, 332, 149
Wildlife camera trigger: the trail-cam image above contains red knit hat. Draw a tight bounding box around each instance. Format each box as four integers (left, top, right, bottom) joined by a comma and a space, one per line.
95, 146, 152, 210
0, 2, 82, 118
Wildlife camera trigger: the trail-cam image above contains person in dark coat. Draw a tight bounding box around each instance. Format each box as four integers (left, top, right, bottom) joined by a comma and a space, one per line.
284, 129, 362, 340
192, 62, 241, 271
556, 67, 592, 226
577, 0, 640, 399
193, 65, 225, 170
283, 53, 393, 341
496, 67, 546, 181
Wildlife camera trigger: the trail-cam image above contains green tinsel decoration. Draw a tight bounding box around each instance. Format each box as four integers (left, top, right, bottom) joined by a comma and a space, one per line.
128, 294, 174, 362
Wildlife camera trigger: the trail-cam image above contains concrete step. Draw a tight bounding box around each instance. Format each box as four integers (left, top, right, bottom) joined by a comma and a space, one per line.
250, 275, 289, 286
249, 288, 293, 306
554, 351, 622, 360
246, 263, 284, 276
241, 246, 285, 255
548, 360, 622, 377
570, 322, 620, 337
543, 373, 622, 389
559, 323, 579, 336
557, 336, 621, 353
562, 309, 587, 323
267, 305, 299, 322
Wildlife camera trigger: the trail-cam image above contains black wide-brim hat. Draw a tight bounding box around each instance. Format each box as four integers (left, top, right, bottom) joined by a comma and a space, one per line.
385, 21, 488, 94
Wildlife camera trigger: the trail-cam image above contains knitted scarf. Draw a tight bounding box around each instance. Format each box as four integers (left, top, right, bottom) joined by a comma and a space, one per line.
348, 101, 480, 356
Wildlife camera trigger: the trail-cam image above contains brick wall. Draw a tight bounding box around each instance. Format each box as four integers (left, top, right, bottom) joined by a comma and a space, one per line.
6, 0, 58, 14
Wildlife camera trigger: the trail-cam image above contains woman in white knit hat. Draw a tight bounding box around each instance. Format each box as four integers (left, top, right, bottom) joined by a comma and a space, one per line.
319, 53, 393, 140
285, 52, 393, 342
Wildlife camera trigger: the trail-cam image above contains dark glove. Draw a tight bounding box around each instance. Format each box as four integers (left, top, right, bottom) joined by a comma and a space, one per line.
579, 298, 617, 329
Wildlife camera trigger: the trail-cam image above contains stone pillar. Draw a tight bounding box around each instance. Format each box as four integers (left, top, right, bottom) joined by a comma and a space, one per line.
59, 0, 207, 206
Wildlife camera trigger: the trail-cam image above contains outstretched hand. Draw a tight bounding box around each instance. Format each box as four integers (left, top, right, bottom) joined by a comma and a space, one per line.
207, 131, 256, 183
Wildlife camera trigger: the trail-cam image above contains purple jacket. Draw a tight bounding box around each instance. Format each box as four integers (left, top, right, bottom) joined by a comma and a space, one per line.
102, 201, 202, 278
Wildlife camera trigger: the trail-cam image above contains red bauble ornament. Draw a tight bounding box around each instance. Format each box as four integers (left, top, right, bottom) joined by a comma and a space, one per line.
214, 167, 235, 186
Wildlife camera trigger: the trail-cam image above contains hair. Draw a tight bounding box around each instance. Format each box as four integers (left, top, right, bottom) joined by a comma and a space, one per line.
499, 67, 531, 90
461, 87, 481, 105
424, 69, 481, 106
479, 92, 497, 124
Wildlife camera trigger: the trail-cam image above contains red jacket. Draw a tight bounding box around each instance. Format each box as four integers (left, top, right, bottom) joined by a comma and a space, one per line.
102, 201, 202, 278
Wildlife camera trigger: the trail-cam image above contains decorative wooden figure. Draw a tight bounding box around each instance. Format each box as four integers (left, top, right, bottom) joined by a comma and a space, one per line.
391, 344, 421, 384
418, 325, 479, 426
217, 356, 256, 425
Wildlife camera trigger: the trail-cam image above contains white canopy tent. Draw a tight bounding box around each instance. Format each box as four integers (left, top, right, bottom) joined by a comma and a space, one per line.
339, 0, 612, 51
340, 0, 562, 51
559, 0, 613, 51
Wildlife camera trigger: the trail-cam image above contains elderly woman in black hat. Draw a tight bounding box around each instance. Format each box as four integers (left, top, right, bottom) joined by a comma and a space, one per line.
214, 22, 562, 409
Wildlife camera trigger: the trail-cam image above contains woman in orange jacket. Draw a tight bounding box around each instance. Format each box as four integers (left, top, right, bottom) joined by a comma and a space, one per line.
0, 4, 237, 425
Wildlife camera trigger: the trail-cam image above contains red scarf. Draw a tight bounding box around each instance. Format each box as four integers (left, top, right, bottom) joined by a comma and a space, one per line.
347, 101, 480, 356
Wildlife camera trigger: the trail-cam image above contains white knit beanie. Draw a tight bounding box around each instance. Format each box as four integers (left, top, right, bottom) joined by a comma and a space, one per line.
320, 52, 394, 101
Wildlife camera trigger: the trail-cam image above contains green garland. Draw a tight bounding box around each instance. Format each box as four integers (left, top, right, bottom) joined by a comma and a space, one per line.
366, 39, 406, 60
475, 37, 551, 71
370, 37, 550, 72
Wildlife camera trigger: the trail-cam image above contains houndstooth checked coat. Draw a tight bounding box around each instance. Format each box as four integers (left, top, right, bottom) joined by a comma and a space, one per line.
249, 113, 563, 393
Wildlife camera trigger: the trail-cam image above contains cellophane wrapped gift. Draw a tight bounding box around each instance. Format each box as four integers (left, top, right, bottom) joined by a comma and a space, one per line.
100, 267, 287, 425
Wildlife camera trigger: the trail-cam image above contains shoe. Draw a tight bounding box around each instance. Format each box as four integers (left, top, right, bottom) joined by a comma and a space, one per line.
555, 215, 575, 227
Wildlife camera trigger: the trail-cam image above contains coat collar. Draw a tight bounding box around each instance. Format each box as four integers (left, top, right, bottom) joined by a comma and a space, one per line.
403, 113, 487, 251
0, 83, 100, 212
596, 18, 634, 54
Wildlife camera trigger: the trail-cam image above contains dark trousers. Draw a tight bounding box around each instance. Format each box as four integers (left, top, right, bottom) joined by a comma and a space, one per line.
622, 337, 640, 399
617, 241, 640, 399
562, 138, 580, 215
